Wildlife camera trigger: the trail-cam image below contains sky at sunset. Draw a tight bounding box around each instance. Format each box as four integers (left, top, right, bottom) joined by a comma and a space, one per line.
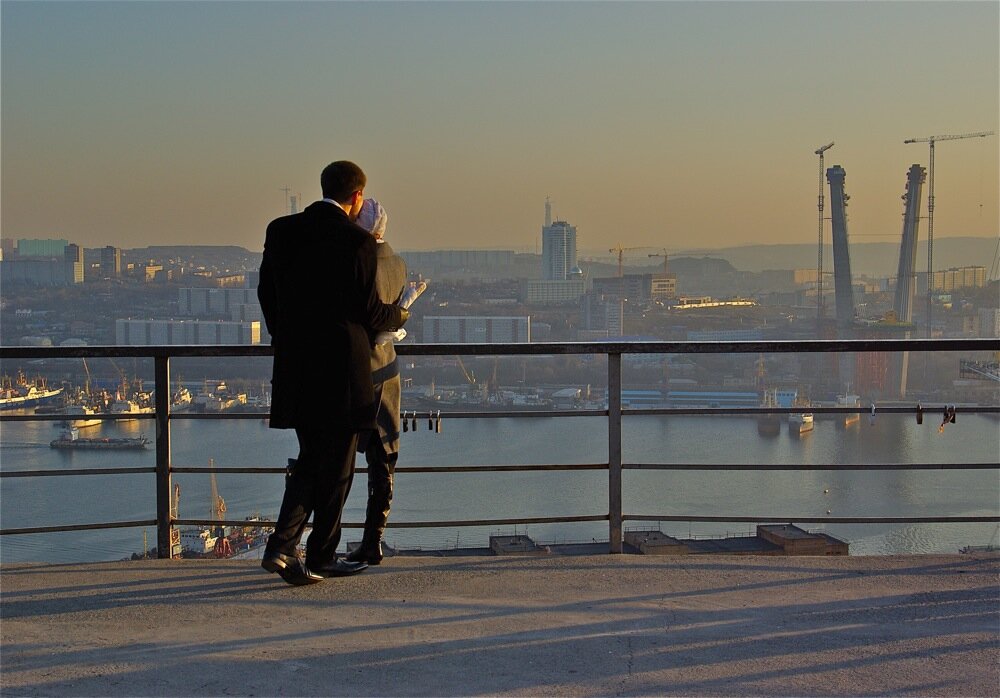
2, 1, 997, 255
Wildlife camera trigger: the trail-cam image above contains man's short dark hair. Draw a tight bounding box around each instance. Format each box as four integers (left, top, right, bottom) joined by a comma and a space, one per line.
321, 161, 366, 204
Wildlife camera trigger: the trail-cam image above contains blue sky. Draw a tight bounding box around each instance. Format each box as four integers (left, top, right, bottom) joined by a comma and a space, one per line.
2, 1, 997, 253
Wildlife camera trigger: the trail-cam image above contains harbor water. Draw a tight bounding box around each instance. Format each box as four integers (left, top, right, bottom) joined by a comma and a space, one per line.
1, 411, 998, 563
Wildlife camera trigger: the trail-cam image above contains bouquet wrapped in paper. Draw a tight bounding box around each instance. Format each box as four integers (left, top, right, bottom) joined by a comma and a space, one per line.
376, 280, 427, 345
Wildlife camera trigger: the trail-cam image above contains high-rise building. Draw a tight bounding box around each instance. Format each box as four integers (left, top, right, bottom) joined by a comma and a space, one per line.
64, 244, 83, 264
101, 246, 122, 278
542, 220, 577, 281
17, 239, 68, 258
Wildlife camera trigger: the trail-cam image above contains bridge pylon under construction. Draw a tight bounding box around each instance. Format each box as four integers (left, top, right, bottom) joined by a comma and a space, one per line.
823, 163, 926, 399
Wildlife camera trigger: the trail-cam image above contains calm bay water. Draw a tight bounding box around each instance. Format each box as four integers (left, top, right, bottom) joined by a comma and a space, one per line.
1, 411, 998, 562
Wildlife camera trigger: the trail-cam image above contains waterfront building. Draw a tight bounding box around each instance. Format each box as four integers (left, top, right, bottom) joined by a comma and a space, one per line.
422, 316, 530, 343
115, 318, 261, 345
686, 328, 765, 342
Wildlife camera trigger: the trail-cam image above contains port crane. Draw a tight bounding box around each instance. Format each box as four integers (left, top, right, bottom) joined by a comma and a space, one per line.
814, 142, 834, 318
169, 483, 181, 559
903, 130, 995, 336
208, 458, 227, 524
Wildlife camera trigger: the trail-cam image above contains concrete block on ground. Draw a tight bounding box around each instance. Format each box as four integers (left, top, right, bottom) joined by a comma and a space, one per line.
624, 530, 689, 555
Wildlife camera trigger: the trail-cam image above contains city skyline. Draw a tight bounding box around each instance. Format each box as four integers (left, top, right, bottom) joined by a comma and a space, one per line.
2, 1, 997, 254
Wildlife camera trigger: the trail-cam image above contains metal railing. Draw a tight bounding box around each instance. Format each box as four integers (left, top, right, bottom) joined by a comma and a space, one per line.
2, 338, 998, 556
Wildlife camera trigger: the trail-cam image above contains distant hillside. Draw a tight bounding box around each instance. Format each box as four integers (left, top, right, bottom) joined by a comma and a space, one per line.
581, 237, 998, 276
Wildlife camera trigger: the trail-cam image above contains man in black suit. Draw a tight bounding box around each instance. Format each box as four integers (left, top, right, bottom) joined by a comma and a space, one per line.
257, 161, 408, 585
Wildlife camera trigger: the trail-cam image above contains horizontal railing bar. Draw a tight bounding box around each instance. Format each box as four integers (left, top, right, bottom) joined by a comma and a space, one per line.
1, 467, 155, 478
625, 462, 1000, 471
2, 338, 997, 360
624, 406, 1000, 415
6, 512, 995, 537
172, 463, 609, 474
1, 413, 156, 422
7, 461, 995, 479
0, 519, 156, 535
170, 409, 607, 420
174, 514, 611, 529
7, 406, 997, 424
624, 515, 1000, 524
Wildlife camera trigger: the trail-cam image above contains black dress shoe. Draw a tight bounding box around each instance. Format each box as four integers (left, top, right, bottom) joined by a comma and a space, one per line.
345, 542, 383, 565
311, 558, 369, 578
262, 552, 322, 586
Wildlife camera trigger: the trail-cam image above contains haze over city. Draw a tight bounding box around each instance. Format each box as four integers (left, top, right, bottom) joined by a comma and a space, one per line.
2, 1, 997, 253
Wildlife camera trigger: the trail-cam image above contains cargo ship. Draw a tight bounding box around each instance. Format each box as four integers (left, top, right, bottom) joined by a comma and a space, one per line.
51, 426, 149, 450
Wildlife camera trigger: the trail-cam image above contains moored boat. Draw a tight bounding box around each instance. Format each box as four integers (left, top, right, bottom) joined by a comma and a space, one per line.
757, 388, 781, 437
57, 404, 103, 429
0, 372, 64, 411
171, 386, 193, 412
789, 412, 814, 434
837, 393, 861, 428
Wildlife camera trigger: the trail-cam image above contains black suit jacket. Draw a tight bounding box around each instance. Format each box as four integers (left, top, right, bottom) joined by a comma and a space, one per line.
257, 201, 404, 431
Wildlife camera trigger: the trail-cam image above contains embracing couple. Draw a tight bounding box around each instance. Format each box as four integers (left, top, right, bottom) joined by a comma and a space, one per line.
256, 160, 410, 586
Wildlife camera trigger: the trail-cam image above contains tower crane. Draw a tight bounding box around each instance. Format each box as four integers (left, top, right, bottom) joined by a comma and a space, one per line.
648, 249, 671, 276
814, 142, 834, 319
903, 130, 995, 337
609, 244, 646, 278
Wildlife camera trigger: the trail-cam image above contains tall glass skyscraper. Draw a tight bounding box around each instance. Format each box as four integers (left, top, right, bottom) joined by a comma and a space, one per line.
542, 220, 577, 280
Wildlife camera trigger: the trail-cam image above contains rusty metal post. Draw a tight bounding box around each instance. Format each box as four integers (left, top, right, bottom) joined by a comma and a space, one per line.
608, 352, 622, 553
154, 354, 172, 558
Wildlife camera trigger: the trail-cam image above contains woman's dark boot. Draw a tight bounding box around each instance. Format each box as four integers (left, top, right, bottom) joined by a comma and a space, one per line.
346, 473, 392, 564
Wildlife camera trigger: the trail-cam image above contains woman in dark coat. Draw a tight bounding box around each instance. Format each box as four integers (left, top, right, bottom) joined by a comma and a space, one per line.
347, 198, 408, 565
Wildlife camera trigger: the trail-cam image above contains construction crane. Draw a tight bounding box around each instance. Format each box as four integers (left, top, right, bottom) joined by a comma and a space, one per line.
648, 249, 671, 276
903, 130, 995, 337
814, 142, 835, 319
609, 244, 646, 278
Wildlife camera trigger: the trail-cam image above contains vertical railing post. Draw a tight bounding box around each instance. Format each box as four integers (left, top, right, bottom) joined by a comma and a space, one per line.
153, 353, 172, 558
608, 351, 623, 553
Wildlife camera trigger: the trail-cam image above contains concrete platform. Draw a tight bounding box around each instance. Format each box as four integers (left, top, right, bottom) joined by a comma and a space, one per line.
2, 554, 998, 697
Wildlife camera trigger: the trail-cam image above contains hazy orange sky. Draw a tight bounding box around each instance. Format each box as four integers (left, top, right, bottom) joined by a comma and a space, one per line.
2, 1, 997, 255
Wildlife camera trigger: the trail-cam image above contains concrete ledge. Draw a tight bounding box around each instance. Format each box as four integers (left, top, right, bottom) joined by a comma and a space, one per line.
2, 554, 998, 697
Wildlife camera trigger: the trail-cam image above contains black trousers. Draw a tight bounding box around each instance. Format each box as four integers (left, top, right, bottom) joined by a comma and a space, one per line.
266, 425, 359, 567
